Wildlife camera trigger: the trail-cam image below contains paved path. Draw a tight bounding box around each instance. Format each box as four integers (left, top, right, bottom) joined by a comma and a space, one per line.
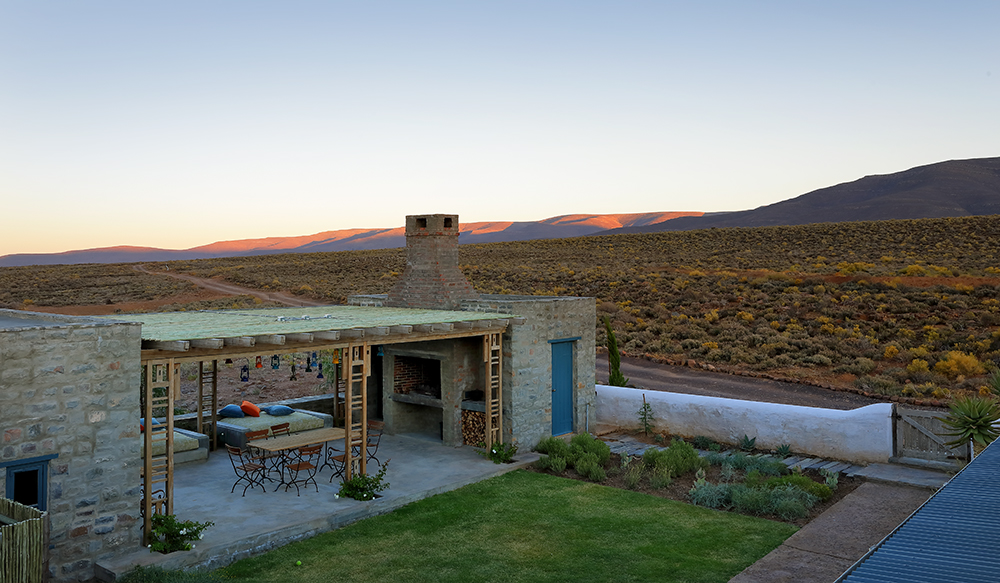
730, 483, 933, 583
597, 353, 884, 410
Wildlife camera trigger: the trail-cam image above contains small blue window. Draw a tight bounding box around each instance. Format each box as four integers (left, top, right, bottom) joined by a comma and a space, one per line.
2, 454, 57, 511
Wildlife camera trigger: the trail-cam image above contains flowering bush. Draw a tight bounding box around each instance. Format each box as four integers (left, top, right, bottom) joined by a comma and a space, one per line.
478, 441, 518, 464
338, 460, 390, 500
148, 514, 214, 554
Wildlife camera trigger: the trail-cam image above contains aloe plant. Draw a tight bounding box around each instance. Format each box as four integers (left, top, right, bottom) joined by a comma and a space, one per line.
941, 395, 1000, 449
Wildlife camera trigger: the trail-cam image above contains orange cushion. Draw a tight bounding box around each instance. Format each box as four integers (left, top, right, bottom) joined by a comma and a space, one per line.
240, 400, 261, 417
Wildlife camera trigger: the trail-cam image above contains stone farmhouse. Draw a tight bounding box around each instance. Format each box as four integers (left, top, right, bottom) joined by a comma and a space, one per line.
0, 214, 596, 581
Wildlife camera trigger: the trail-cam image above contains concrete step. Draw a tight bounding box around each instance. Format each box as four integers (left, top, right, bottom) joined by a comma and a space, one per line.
849, 462, 952, 489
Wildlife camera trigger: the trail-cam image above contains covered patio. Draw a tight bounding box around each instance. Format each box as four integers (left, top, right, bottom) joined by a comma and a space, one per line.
96, 305, 517, 549
95, 432, 539, 579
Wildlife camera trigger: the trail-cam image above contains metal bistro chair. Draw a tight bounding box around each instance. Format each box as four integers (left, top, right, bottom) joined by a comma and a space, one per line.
270, 422, 291, 439
283, 444, 322, 496
245, 429, 278, 482
226, 444, 267, 496
355, 420, 383, 467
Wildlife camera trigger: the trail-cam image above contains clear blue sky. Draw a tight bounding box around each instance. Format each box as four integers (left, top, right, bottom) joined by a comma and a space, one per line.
1, 1, 997, 256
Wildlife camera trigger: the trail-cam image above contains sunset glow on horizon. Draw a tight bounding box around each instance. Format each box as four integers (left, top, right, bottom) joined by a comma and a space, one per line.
1, 2, 998, 257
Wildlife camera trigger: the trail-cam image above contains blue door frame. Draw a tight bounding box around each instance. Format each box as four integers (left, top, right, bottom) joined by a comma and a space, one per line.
550, 338, 578, 435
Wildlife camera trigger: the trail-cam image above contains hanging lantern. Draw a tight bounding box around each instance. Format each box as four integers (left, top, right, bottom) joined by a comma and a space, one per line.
225, 358, 233, 368
311, 351, 318, 363
332, 350, 340, 364
377, 346, 384, 357
317, 362, 324, 379
305, 355, 312, 373
240, 364, 250, 382
289, 362, 297, 381
255, 355, 263, 369
271, 354, 280, 370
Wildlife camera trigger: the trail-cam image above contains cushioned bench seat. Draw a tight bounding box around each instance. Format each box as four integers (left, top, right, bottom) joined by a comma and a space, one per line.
216, 409, 333, 450
142, 428, 210, 464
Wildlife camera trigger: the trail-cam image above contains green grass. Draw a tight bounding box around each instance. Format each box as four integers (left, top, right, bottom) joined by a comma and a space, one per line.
214, 470, 796, 583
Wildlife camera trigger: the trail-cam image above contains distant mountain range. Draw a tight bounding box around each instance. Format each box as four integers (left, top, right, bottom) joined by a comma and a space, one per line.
0, 212, 700, 267
604, 156, 1000, 235
3, 156, 998, 267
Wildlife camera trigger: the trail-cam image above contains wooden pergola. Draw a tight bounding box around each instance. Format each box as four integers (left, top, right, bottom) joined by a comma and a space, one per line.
102, 306, 519, 543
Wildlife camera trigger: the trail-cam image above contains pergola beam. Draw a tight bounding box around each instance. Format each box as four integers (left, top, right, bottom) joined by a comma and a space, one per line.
190, 338, 224, 350
223, 337, 255, 347
254, 334, 286, 345
284, 333, 314, 343
142, 340, 190, 351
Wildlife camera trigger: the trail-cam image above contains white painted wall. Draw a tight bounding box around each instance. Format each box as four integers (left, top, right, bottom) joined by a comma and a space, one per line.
596, 385, 894, 463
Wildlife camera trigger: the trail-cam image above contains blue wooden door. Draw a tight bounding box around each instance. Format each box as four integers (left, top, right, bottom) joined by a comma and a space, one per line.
551, 340, 574, 435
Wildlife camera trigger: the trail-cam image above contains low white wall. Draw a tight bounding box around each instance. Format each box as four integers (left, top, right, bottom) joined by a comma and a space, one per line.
596, 385, 894, 463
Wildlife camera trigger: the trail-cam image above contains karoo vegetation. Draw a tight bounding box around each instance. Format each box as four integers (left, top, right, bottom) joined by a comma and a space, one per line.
6, 215, 1000, 403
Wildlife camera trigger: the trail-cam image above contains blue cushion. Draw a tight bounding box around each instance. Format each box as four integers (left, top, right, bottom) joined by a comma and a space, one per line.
263, 405, 294, 416
219, 404, 245, 418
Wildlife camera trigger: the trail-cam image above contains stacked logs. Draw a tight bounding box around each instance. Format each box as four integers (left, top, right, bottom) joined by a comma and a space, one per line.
462, 410, 486, 445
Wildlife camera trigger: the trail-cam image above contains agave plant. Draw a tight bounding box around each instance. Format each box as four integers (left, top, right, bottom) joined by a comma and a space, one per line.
941, 395, 1000, 449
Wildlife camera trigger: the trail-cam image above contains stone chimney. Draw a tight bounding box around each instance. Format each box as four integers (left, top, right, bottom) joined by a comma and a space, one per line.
384, 214, 480, 310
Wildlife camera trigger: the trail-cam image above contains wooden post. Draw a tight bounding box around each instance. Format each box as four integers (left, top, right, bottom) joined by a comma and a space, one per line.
483, 332, 503, 448
343, 344, 369, 480
142, 359, 176, 544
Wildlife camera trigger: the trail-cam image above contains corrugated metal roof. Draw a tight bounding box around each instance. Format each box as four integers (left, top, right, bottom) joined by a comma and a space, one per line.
838, 439, 1000, 582
96, 306, 513, 342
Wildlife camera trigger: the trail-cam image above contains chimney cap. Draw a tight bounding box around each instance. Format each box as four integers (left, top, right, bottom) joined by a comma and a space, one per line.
405, 214, 459, 235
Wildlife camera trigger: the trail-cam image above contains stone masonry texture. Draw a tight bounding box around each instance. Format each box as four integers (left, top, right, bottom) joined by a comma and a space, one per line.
463, 295, 597, 447
385, 214, 479, 310
0, 310, 142, 583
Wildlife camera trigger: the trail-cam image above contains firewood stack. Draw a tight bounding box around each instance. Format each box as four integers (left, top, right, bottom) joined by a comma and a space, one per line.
462, 410, 486, 445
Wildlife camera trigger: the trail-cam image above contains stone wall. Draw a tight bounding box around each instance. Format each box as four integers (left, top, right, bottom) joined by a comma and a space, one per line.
0, 310, 142, 582
463, 295, 597, 448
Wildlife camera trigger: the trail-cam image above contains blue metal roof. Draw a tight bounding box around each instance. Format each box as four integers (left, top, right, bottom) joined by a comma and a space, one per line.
838, 439, 1000, 582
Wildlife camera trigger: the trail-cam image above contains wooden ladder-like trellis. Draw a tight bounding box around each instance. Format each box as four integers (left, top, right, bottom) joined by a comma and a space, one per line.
343, 344, 369, 480
142, 359, 176, 543
196, 360, 219, 451
483, 332, 503, 448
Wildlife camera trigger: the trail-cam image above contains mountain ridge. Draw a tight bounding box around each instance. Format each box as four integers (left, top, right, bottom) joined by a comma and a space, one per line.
0, 212, 699, 267
601, 157, 1000, 235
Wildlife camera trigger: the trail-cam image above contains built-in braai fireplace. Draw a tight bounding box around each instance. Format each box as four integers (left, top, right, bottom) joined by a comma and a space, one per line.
393, 356, 441, 400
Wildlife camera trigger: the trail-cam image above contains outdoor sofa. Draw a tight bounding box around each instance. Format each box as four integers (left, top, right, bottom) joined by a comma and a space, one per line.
216, 409, 334, 450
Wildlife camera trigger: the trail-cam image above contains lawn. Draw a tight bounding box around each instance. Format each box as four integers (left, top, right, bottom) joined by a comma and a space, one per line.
211, 470, 795, 583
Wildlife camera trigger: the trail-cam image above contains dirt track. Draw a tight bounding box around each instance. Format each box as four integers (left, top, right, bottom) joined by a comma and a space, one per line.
596, 353, 884, 410
134, 265, 327, 307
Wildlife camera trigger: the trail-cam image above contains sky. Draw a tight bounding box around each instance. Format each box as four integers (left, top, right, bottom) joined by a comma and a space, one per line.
1, 1, 998, 257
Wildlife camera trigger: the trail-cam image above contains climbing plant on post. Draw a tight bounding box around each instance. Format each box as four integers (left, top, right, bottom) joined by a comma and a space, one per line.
603, 316, 629, 387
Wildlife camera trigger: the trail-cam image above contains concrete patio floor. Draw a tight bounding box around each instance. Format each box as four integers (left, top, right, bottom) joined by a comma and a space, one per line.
96, 433, 539, 580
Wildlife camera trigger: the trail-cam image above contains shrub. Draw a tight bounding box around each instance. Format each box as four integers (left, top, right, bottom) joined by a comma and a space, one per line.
762, 474, 832, 501
730, 485, 772, 516
623, 463, 644, 490
907, 359, 930, 374
339, 461, 391, 501
768, 485, 818, 520
147, 514, 214, 554
535, 455, 567, 473
883, 344, 900, 360
477, 441, 518, 464
649, 466, 673, 489
642, 439, 706, 476
688, 482, 730, 509
934, 351, 985, 379
569, 433, 611, 465
534, 437, 570, 459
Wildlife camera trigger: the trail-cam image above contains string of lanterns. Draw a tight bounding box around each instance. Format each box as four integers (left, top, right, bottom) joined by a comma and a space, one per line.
221, 351, 340, 383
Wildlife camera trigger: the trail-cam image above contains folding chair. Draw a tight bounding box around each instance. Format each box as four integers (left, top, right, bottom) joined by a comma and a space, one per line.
353, 420, 383, 467
283, 444, 322, 496
270, 422, 291, 438
226, 445, 266, 496
245, 429, 278, 481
